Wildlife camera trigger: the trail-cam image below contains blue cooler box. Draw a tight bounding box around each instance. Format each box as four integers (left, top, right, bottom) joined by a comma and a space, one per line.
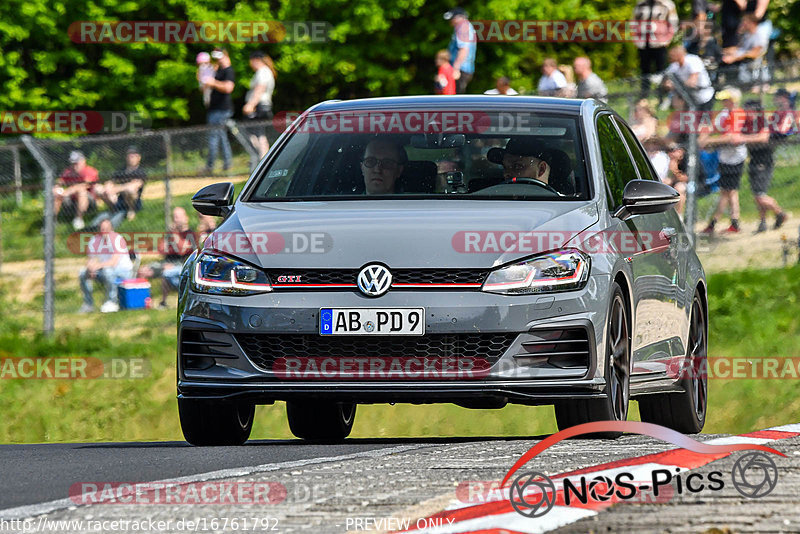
118, 279, 151, 309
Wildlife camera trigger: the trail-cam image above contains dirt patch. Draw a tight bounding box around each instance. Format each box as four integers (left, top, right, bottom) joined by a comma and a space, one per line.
140, 175, 249, 200
695, 213, 798, 273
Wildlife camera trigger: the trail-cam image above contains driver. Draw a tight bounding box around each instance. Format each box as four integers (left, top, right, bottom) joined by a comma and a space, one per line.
500, 138, 552, 185
361, 139, 407, 195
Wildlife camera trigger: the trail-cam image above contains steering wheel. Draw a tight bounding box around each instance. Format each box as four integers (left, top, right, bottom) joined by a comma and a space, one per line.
503, 176, 560, 195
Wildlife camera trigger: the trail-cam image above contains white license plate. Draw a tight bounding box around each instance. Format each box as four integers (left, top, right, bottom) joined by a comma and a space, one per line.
319, 308, 425, 335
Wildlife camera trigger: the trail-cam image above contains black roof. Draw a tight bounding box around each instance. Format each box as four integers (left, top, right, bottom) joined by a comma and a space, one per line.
311, 95, 591, 115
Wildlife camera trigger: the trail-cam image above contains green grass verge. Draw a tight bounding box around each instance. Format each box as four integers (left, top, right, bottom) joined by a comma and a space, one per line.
0, 265, 798, 443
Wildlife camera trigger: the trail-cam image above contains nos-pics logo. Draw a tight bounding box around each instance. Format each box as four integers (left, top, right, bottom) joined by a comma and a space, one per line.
504, 421, 782, 518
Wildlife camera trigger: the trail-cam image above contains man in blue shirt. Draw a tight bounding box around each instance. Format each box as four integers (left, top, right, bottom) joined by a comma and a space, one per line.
444, 7, 477, 94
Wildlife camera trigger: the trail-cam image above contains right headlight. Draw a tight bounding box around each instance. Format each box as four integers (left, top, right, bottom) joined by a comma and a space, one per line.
482, 249, 590, 295
192, 252, 272, 295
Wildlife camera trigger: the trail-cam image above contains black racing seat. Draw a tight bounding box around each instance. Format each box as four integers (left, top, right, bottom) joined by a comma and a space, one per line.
396, 160, 437, 193
543, 148, 576, 196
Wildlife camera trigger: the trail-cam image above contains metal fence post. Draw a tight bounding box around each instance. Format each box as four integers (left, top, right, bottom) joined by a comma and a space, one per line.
21, 135, 55, 336
667, 72, 700, 246
12, 146, 22, 207
163, 132, 173, 229
684, 117, 699, 244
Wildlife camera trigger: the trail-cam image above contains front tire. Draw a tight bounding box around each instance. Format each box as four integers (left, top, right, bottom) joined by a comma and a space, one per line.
179, 399, 255, 446
638, 291, 707, 433
554, 282, 631, 438
287, 401, 356, 441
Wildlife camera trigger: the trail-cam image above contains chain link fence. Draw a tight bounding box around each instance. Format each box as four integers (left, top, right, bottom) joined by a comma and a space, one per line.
2, 59, 800, 334
0, 119, 277, 332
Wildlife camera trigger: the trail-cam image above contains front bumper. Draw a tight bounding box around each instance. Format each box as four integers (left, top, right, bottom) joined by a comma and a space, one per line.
177, 276, 610, 405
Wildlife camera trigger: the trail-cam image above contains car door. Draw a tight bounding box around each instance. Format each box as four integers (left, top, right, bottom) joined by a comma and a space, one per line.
615, 120, 688, 372
595, 113, 680, 376
613, 116, 685, 374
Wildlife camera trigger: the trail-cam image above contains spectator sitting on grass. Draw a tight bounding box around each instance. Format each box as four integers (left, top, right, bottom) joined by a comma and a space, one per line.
139, 207, 196, 309
98, 146, 147, 223
665, 142, 701, 215
643, 137, 670, 182
79, 216, 133, 314
630, 99, 659, 142
54, 151, 100, 230
196, 213, 218, 245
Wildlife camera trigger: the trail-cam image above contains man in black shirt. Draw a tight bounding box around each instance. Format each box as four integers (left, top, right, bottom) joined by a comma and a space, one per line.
740, 97, 788, 232
99, 145, 147, 222
203, 48, 235, 173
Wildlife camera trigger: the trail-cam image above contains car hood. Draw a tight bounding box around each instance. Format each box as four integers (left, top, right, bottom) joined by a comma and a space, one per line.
209, 200, 599, 269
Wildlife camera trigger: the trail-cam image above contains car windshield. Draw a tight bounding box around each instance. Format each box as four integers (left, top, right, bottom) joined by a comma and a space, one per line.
246, 110, 589, 201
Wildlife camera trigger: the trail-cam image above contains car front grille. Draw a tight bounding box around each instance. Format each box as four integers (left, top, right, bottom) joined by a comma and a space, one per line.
265, 268, 488, 288
236, 332, 518, 373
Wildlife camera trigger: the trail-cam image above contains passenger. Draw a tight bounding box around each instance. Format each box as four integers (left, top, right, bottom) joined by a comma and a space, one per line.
361, 139, 407, 195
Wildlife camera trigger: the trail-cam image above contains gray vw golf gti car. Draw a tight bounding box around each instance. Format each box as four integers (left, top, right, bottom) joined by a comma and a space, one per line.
177, 96, 708, 444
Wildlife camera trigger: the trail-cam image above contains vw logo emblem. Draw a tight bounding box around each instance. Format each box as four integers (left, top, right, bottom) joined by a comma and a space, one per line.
357, 264, 392, 297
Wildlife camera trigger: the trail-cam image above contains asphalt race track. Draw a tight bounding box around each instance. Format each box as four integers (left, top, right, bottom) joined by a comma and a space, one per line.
1, 427, 799, 533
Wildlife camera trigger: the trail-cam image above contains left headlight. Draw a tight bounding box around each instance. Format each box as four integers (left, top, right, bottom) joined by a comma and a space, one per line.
192, 252, 272, 295
482, 249, 590, 295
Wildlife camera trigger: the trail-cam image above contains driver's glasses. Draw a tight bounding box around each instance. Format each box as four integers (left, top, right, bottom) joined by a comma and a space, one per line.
362, 157, 400, 170
503, 158, 539, 173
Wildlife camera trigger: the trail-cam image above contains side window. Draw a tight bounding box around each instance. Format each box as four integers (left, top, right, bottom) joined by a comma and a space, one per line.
615, 117, 659, 181
596, 114, 638, 208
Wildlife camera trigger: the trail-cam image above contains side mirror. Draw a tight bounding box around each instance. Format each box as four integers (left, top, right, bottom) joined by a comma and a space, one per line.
613, 179, 679, 220
192, 182, 234, 217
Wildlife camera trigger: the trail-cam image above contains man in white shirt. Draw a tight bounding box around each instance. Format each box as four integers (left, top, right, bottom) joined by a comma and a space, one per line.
664, 46, 715, 110
537, 59, 568, 96
79, 217, 133, 313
